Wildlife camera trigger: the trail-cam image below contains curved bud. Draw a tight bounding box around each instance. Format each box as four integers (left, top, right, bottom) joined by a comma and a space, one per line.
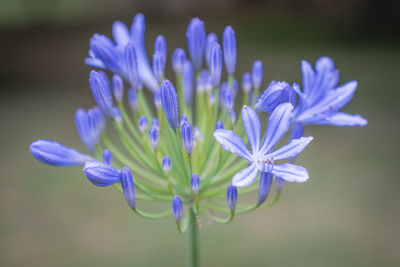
30, 140, 93, 166
112, 74, 124, 102
227, 184, 238, 211
205, 32, 218, 68
182, 60, 194, 105
102, 149, 112, 165
242, 72, 252, 93
171, 48, 186, 75
252, 60, 263, 90
210, 42, 222, 87
138, 115, 148, 133
89, 70, 114, 117
222, 26, 237, 75
83, 161, 121, 187
149, 125, 159, 149
186, 17, 206, 71
181, 121, 193, 154
160, 80, 179, 130
190, 174, 200, 194
121, 167, 136, 208
162, 156, 171, 174
258, 172, 273, 204
172, 195, 183, 222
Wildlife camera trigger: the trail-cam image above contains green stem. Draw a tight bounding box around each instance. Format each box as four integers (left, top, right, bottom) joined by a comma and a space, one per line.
187, 208, 199, 267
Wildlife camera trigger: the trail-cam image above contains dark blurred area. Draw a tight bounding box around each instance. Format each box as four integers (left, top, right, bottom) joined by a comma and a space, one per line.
1, 0, 399, 266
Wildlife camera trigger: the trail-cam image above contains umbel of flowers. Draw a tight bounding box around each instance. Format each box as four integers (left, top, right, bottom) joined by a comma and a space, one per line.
30, 13, 367, 242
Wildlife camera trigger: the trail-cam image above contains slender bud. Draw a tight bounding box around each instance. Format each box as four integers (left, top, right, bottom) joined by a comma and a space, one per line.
227, 184, 238, 211
223, 26, 237, 75
83, 161, 121, 187
138, 115, 148, 133
30, 140, 93, 166
89, 70, 114, 117
258, 172, 273, 204
255, 81, 294, 113
171, 48, 186, 75
205, 32, 218, 68
172, 195, 183, 222
151, 118, 160, 130
160, 80, 179, 130
186, 17, 206, 71
112, 74, 124, 102
190, 174, 200, 194
149, 125, 159, 149
210, 42, 222, 87
181, 121, 193, 154
242, 72, 252, 93
162, 156, 171, 174
121, 167, 136, 208
152, 52, 164, 83
124, 43, 140, 90
102, 149, 112, 165
180, 114, 188, 128
75, 108, 96, 153
215, 120, 224, 130
252, 60, 263, 90
182, 60, 194, 105
153, 90, 162, 110
128, 88, 138, 111
154, 35, 167, 64
275, 177, 285, 192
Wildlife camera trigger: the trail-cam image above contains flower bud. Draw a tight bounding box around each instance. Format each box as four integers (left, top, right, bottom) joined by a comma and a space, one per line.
138, 115, 148, 133
128, 88, 138, 111
153, 90, 162, 110
190, 174, 200, 194
258, 172, 273, 204
186, 17, 206, 71
224, 89, 234, 111
223, 26, 237, 75
152, 52, 164, 83
149, 125, 159, 149
172, 195, 183, 222
83, 161, 121, 187
255, 81, 294, 113
215, 120, 224, 130
180, 114, 188, 128
210, 42, 222, 87
112, 74, 124, 102
160, 80, 179, 130
124, 43, 140, 90
89, 70, 114, 117
252, 60, 263, 90
196, 70, 208, 93
151, 118, 160, 130
30, 140, 93, 166
181, 121, 193, 154
154, 34, 167, 64
205, 32, 218, 68
112, 107, 122, 123
102, 149, 112, 165
90, 106, 105, 132
162, 156, 171, 174
227, 184, 238, 211
171, 48, 186, 75
121, 167, 136, 208
242, 72, 252, 93
182, 60, 194, 105
75, 108, 96, 153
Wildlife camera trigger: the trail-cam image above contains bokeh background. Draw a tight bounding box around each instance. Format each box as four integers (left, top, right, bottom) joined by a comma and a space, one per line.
1, 0, 399, 266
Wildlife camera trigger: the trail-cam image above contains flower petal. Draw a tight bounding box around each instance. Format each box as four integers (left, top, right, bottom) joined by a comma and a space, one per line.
301, 60, 314, 96
271, 163, 309, 183
312, 112, 368, 127
241, 106, 261, 153
112, 21, 130, 47
260, 102, 293, 154
214, 129, 252, 161
265, 136, 313, 161
232, 163, 259, 187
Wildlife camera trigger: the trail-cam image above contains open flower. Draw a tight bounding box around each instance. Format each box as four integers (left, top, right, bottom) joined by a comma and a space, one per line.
214, 103, 313, 187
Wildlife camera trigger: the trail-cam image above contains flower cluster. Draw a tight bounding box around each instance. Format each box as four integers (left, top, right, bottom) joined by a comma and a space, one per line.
30, 14, 367, 230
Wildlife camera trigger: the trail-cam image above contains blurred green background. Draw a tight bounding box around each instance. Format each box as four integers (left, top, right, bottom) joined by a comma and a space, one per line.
1, 0, 399, 266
